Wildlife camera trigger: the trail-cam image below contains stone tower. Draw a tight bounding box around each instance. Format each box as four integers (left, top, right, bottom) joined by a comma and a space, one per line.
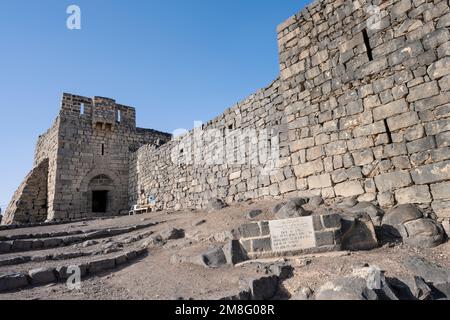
2, 93, 171, 225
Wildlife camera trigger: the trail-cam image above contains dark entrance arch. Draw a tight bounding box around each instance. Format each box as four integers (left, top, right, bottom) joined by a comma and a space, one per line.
88, 174, 114, 214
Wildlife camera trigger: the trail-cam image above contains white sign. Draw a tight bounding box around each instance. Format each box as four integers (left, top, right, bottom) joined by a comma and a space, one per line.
269, 216, 316, 252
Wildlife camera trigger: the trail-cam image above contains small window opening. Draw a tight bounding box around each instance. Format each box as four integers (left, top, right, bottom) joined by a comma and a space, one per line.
362, 29, 373, 61
383, 119, 393, 144
101, 143, 105, 156
228, 124, 234, 130
117, 110, 121, 123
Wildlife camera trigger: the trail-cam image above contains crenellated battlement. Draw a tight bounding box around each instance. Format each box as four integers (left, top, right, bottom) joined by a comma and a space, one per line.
60, 93, 137, 131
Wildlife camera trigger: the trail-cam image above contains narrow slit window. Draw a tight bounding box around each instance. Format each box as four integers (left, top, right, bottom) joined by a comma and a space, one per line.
362, 29, 373, 61
117, 110, 121, 123
383, 119, 393, 144
80, 103, 85, 114
101, 143, 105, 156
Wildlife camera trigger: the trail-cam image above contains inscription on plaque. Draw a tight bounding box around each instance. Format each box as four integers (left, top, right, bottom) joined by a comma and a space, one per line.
269, 216, 316, 252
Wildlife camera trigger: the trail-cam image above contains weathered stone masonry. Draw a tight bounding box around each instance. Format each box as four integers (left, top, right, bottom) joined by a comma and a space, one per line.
2, 94, 171, 224
3, 0, 450, 226
130, 0, 450, 226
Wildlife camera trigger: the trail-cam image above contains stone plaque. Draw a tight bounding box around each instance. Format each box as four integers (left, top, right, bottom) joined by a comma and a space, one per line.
269, 216, 316, 252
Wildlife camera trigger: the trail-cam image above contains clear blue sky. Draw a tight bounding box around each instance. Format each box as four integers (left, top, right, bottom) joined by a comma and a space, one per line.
0, 0, 308, 211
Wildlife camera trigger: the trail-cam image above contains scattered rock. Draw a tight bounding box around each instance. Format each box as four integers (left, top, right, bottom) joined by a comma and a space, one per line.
272, 203, 286, 214
223, 240, 248, 265
101, 241, 122, 252
348, 202, 384, 226
403, 256, 450, 286
316, 266, 397, 300
247, 210, 263, 220
81, 240, 98, 248
245, 275, 279, 300
338, 197, 358, 208
0, 273, 28, 292
307, 196, 324, 208
189, 247, 228, 268
28, 268, 57, 285
275, 198, 309, 219
387, 276, 433, 300
160, 228, 185, 241
268, 263, 294, 279
209, 199, 228, 211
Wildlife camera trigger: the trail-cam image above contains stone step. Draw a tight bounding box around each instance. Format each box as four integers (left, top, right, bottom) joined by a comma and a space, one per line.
0, 230, 154, 268
0, 222, 157, 255
0, 248, 148, 293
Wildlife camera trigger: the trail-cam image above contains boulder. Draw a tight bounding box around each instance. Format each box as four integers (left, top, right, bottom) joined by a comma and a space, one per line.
272, 203, 286, 214
383, 204, 423, 228
403, 256, 450, 285
315, 266, 397, 300
382, 205, 445, 248
0, 273, 29, 292
28, 268, 57, 285
307, 196, 324, 208
209, 199, 228, 211
403, 256, 450, 300
403, 219, 446, 248
275, 198, 309, 219
268, 263, 294, 280
387, 276, 433, 300
160, 228, 185, 241
348, 202, 384, 226
341, 213, 379, 251
222, 240, 249, 265
243, 275, 279, 300
338, 197, 358, 208
247, 209, 263, 220
189, 247, 227, 268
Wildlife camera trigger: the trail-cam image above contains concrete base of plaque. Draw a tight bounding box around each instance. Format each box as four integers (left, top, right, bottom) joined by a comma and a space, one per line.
236, 214, 342, 259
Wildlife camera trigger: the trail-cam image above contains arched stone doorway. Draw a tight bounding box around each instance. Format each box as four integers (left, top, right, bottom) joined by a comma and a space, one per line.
79, 169, 123, 216
88, 175, 113, 213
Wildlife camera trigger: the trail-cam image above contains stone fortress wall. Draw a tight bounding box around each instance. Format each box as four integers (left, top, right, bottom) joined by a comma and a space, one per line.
130, 0, 450, 227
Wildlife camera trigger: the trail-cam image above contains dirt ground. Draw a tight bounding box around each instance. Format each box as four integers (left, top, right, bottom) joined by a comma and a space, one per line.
0, 200, 449, 300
